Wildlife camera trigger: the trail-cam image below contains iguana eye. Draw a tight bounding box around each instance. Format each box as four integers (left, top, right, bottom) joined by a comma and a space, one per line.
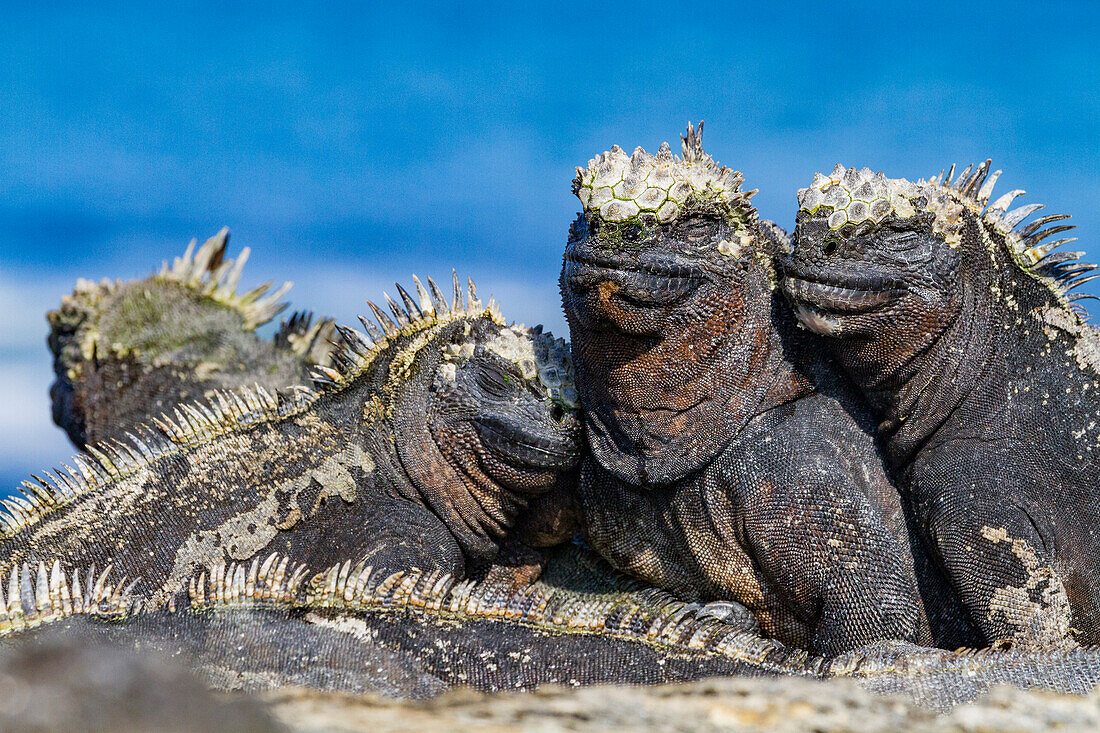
475, 366, 512, 397
683, 219, 713, 241
884, 230, 920, 248
623, 222, 645, 242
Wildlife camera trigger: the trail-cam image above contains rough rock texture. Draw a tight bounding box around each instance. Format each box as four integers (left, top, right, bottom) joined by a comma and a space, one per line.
7, 630, 1100, 733
260, 678, 1100, 732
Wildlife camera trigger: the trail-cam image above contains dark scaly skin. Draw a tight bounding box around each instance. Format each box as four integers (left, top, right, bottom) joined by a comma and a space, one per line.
783, 162, 1100, 647
0, 543, 800, 700
8, 540, 1100, 712
15, 216, 1100, 709
559, 125, 953, 655
7, 274, 580, 609
47, 228, 334, 450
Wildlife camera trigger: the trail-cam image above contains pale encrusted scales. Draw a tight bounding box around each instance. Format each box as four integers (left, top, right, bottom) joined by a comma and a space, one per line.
807, 162, 1093, 299
802, 162, 1088, 292
796, 164, 963, 239
157, 228, 291, 329
572, 122, 752, 225
459, 324, 578, 409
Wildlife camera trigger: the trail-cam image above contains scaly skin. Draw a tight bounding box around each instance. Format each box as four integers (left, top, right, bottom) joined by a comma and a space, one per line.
558, 124, 964, 655
47, 228, 334, 449
0, 543, 796, 699
6, 542, 1100, 712
8, 272, 580, 609
783, 162, 1100, 647
14, 211, 1100, 710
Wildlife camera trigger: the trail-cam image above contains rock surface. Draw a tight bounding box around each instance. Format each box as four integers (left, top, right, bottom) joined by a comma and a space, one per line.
261, 677, 1100, 732
5, 630, 1100, 732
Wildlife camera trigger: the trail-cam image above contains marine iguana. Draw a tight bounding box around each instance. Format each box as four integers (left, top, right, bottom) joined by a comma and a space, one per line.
5, 541, 1100, 713
6, 273, 580, 608
783, 163, 1100, 647
13, 210, 1100, 714
558, 124, 965, 655
48, 228, 335, 450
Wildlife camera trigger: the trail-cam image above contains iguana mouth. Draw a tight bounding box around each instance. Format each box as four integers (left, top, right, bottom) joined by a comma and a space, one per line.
781, 274, 902, 314
472, 413, 580, 470
562, 252, 704, 308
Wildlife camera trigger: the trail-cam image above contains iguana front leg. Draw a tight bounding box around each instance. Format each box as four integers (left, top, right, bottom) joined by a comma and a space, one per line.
912, 456, 1072, 648
726, 471, 931, 655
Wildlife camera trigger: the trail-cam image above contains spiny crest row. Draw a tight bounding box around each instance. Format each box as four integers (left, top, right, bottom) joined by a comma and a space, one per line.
573, 122, 756, 225
927, 161, 1093, 297
310, 271, 502, 392
182, 553, 813, 672
188, 553, 310, 608
158, 227, 292, 329
0, 560, 139, 636
799, 162, 1091, 299
275, 311, 338, 367
300, 558, 809, 669
2, 384, 311, 537
0, 551, 811, 675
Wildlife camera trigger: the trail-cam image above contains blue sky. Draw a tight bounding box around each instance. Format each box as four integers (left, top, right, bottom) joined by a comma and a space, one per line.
1, 1, 1099, 487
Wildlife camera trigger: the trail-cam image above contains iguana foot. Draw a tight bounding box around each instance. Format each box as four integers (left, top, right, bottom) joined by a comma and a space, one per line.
696, 601, 761, 634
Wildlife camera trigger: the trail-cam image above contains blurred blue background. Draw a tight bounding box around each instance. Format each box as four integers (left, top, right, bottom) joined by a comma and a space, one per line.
1, 1, 1098, 488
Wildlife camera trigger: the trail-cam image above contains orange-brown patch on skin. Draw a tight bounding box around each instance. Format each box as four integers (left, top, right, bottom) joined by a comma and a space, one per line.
482, 540, 547, 591
596, 279, 620, 302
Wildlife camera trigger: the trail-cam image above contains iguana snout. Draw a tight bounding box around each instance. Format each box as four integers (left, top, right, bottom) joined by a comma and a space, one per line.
471, 412, 579, 471
562, 242, 706, 334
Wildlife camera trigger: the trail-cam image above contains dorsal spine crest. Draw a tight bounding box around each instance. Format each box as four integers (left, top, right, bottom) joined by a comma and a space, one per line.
157, 227, 292, 330
2, 273, 503, 537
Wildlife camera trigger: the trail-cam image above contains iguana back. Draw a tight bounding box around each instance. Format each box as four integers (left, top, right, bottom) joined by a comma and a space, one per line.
9, 272, 581, 608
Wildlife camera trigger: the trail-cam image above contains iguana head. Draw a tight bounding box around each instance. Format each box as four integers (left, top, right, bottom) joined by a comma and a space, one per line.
47, 229, 327, 449
318, 274, 581, 559
783, 163, 1086, 377
561, 123, 786, 485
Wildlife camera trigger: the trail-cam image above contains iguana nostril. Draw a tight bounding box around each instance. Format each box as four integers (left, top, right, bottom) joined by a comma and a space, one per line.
823, 240, 839, 256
